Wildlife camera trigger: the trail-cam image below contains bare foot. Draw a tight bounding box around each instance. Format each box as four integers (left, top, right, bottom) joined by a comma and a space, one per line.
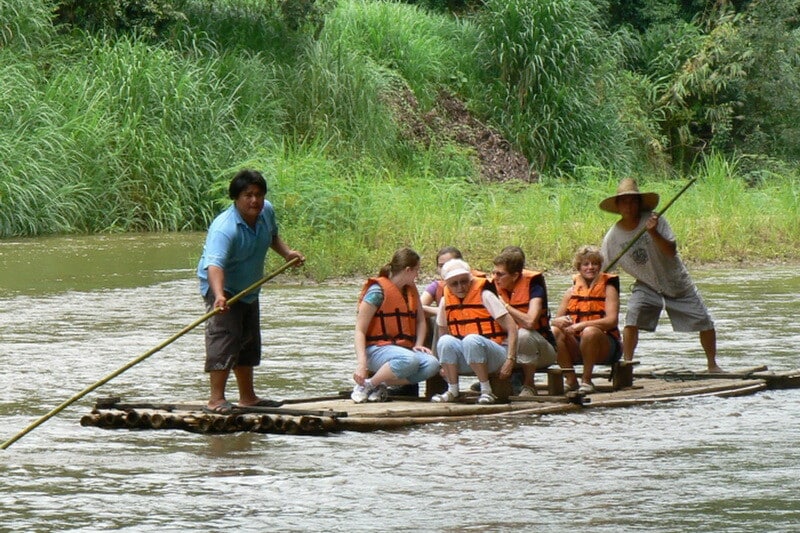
707, 365, 725, 373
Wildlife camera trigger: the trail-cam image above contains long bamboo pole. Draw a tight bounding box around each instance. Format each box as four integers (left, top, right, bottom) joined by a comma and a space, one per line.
604, 178, 697, 273
1, 257, 300, 450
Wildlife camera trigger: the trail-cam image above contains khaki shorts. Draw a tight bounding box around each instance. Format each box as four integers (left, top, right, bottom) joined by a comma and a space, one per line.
625, 282, 715, 332
203, 291, 261, 372
516, 328, 556, 368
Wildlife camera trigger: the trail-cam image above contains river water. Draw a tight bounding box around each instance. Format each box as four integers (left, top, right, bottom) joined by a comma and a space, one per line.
1, 234, 799, 532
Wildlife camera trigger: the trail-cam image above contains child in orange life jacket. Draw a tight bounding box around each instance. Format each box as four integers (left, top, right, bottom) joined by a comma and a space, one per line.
551, 245, 622, 394
432, 259, 518, 405
352, 247, 440, 403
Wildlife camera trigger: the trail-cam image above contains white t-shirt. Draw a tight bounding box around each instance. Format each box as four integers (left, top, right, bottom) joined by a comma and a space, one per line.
601, 213, 694, 298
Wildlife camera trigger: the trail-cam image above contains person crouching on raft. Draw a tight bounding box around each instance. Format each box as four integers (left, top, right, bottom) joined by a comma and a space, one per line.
352, 247, 440, 403
491, 246, 557, 397
433, 258, 518, 405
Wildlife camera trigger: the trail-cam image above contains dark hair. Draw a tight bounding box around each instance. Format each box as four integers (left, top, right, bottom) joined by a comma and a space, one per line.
493, 246, 525, 275
379, 247, 420, 277
229, 169, 268, 199
436, 246, 463, 263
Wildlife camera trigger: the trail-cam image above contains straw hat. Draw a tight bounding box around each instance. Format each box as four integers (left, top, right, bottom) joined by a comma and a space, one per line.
599, 178, 660, 214
441, 259, 471, 281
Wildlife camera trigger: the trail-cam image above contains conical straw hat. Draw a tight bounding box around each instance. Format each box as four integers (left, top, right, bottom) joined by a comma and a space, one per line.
599, 178, 660, 214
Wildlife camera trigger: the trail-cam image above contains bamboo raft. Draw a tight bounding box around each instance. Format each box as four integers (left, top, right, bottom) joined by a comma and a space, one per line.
81, 365, 800, 436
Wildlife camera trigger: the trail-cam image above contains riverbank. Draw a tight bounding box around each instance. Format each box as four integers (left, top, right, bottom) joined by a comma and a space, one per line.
2, 230, 799, 298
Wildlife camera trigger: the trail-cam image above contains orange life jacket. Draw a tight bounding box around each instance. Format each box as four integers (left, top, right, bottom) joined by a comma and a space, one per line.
358, 277, 419, 348
443, 277, 506, 343
567, 272, 620, 339
496, 269, 555, 344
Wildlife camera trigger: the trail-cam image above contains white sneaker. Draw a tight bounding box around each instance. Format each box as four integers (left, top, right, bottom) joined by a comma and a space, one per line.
518, 385, 538, 397
431, 391, 459, 403
578, 382, 596, 394
351, 384, 369, 403
477, 392, 497, 405
367, 383, 388, 402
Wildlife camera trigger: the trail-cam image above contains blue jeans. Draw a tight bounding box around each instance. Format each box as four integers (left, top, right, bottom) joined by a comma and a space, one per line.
436, 334, 507, 375
366, 344, 440, 383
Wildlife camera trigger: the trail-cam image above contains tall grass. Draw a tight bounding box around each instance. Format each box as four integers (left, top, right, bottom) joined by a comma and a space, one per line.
178, 0, 304, 59
222, 144, 800, 281
0, 32, 280, 235
321, 0, 477, 107
1, 0, 798, 279
0, 0, 55, 51
475, 0, 633, 173
276, 38, 403, 161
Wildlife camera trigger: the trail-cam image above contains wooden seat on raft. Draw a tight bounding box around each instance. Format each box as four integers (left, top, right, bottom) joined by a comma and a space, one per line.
423, 373, 516, 402
546, 360, 640, 395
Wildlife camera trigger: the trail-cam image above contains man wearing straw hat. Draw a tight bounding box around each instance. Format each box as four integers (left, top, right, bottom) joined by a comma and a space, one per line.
600, 178, 723, 373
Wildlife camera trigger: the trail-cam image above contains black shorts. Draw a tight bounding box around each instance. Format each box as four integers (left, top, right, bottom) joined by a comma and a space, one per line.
203, 292, 261, 372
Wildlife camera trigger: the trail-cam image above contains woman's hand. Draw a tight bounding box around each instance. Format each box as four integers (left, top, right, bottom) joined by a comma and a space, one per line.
353, 364, 369, 385
553, 316, 572, 329
499, 358, 515, 380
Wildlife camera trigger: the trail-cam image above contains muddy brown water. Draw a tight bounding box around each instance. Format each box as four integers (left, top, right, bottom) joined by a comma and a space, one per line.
1, 234, 799, 531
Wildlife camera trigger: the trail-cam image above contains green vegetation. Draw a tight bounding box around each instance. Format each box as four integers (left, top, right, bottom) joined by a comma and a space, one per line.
1, 0, 799, 278
266, 152, 800, 279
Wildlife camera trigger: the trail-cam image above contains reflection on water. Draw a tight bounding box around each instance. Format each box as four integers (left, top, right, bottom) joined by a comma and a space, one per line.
0, 233, 204, 295
0, 236, 799, 531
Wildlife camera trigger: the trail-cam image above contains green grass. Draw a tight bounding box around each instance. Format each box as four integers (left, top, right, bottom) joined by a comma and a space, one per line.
1, 0, 799, 280
233, 146, 800, 281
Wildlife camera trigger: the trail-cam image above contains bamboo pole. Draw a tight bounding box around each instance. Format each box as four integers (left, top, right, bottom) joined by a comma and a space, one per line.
1, 258, 300, 450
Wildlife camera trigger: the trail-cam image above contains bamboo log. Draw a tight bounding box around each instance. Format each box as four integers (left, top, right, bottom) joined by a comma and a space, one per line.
753, 370, 800, 390
231, 405, 348, 418
298, 416, 323, 433
588, 381, 767, 408
150, 413, 167, 429
80, 414, 101, 427
317, 416, 340, 432
99, 412, 126, 427
714, 383, 767, 397
272, 416, 299, 434
508, 394, 570, 404
211, 416, 229, 432
637, 365, 769, 380
163, 414, 183, 429
354, 403, 517, 419
335, 403, 583, 431
196, 416, 214, 433
124, 411, 141, 428
257, 415, 275, 432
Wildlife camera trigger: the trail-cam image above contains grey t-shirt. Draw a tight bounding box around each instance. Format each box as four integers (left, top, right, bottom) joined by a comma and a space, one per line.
601, 212, 694, 298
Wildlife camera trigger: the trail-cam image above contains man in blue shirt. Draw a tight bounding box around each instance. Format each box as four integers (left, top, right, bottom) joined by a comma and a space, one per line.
197, 169, 304, 414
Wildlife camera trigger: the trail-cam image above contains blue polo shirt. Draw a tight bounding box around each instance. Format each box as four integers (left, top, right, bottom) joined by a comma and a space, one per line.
197, 202, 278, 304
